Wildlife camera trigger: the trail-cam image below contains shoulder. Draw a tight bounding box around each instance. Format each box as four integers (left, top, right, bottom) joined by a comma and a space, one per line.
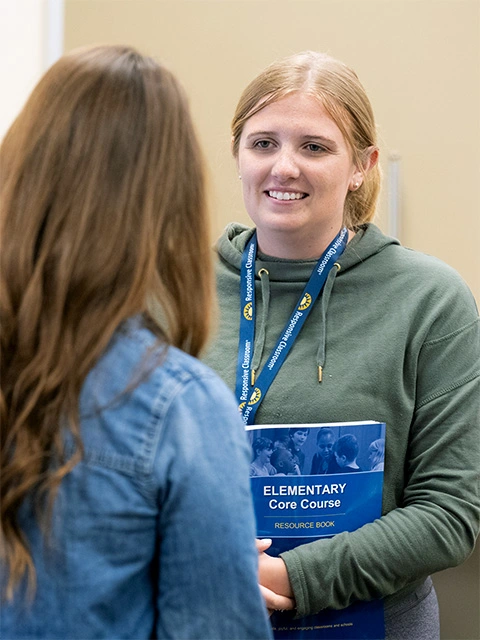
82, 316, 239, 437
349, 226, 478, 335
80, 316, 245, 477
106, 316, 227, 388
392, 249, 478, 338
388, 246, 476, 311
356, 224, 474, 293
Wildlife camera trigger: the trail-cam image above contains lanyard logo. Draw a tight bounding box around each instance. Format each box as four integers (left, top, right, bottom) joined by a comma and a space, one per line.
298, 293, 312, 310
248, 388, 262, 405
243, 302, 253, 320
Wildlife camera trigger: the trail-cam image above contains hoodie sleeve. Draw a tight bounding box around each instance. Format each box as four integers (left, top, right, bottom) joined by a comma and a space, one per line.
280, 283, 480, 615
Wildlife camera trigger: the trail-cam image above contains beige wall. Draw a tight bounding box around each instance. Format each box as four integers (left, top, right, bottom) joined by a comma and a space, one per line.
0, 0, 49, 141
65, 1, 479, 638
65, 0, 480, 302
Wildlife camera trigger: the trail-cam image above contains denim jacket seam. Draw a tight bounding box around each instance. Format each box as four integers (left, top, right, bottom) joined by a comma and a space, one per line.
136, 368, 217, 501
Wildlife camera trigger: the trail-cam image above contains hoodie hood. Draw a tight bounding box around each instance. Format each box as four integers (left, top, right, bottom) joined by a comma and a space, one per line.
216, 222, 400, 280
214, 222, 400, 385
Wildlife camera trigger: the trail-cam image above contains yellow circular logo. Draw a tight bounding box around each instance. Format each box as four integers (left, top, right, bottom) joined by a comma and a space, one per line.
238, 402, 246, 412
298, 293, 312, 310
243, 302, 253, 320
248, 388, 262, 405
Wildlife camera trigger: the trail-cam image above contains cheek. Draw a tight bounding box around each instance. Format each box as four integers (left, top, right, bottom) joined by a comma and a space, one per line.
238, 153, 251, 180
313, 164, 354, 193
239, 154, 269, 185
241, 182, 261, 216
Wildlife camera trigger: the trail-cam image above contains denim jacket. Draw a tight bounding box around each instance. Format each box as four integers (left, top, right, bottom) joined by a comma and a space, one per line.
1, 317, 272, 640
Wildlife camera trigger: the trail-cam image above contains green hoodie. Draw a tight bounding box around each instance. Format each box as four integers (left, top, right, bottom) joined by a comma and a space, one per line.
204, 222, 480, 616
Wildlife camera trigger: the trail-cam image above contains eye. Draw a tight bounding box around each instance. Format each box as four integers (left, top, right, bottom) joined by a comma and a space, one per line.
253, 139, 273, 150
305, 143, 326, 153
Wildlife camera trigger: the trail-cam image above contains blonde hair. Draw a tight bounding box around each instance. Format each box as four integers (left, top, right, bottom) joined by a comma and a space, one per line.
231, 51, 381, 229
368, 438, 386, 468
0, 44, 212, 598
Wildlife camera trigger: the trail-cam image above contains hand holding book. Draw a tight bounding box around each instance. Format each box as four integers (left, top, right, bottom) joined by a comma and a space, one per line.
259, 585, 295, 617
256, 538, 295, 615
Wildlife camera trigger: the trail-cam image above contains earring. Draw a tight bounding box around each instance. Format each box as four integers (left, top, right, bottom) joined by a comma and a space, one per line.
238, 175, 242, 180
352, 181, 360, 190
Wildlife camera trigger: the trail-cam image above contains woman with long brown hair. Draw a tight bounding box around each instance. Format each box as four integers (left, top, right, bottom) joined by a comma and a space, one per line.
0, 45, 272, 639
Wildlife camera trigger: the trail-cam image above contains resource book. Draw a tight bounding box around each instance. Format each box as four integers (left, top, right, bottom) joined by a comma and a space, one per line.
247, 420, 386, 640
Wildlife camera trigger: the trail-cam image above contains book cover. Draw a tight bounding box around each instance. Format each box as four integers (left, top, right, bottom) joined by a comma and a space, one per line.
247, 420, 386, 639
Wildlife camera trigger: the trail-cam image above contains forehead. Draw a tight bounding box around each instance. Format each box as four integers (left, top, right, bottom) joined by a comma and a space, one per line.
241, 92, 347, 143
318, 433, 334, 443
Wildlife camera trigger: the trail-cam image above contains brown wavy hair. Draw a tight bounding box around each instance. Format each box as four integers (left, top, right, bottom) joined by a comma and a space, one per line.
0, 44, 212, 598
231, 51, 381, 229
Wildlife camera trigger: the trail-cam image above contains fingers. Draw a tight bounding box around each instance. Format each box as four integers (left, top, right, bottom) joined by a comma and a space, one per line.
259, 584, 295, 616
256, 538, 272, 553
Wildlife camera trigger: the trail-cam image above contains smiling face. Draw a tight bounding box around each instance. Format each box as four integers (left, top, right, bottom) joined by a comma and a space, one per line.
291, 430, 308, 449
237, 92, 364, 259
259, 446, 273, 464
317, 433, 335, 461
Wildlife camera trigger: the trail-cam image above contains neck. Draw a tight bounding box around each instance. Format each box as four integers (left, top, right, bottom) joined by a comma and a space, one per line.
256, 227, 353, 260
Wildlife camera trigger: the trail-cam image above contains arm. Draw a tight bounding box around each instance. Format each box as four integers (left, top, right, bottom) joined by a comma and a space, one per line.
282, 316, 480, 616
153, 369, 272, 639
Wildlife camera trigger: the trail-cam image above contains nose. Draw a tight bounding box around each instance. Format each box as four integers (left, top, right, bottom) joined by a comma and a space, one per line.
271, 148, 300, 181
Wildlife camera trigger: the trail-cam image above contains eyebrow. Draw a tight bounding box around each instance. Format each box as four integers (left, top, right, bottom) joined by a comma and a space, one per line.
245, 131, 338, 148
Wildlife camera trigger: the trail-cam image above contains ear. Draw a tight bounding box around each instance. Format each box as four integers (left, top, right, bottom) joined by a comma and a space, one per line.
363, 145, 379, 171
350, 146, 379, 191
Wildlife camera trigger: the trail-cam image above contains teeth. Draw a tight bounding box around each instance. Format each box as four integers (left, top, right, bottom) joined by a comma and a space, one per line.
269, 190, 304, 201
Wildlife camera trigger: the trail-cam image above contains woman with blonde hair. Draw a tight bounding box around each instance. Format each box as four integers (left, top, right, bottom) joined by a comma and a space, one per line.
368, 438, 385, 471
205, 51, 479, 638
0, 44, 272, 639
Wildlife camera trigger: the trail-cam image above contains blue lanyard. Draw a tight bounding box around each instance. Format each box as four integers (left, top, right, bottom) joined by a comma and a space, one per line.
235, 227, 348, 425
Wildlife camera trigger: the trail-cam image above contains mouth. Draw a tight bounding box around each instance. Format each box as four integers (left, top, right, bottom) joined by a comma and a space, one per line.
267, 190, 308, 201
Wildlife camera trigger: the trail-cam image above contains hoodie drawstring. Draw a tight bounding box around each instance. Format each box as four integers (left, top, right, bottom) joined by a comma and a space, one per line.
250, 262, 340, 386
316, 263, 341, 382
